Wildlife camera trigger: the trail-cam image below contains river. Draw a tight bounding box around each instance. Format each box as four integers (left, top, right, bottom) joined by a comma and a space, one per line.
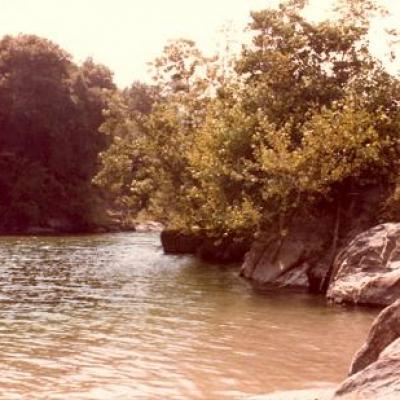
0, 233, 377, 399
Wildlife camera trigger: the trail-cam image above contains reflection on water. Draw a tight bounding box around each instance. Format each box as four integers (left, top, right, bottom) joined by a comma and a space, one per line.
0, 233, 377, 399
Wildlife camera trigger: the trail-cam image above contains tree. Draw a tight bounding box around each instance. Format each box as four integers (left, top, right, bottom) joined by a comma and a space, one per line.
0, 34, 116, 231
123, 81, 160, 119
95, 39, 213, 223
95, 0, 400, 245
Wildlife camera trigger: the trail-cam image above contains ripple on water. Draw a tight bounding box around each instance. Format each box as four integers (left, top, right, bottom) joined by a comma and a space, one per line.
0, 233, 377, 399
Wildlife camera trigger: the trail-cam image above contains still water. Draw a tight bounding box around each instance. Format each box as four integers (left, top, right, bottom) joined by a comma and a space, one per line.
0, 233, 377, 400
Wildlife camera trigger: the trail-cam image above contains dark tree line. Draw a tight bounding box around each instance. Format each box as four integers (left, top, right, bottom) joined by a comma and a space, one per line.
0, 35, 115, 232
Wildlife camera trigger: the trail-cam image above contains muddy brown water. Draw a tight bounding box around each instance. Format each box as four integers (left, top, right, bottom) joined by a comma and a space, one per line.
0, 233, 377, 399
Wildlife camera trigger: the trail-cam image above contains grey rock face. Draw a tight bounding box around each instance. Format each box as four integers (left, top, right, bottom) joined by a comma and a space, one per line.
349, 299, 400, 375
240, 215, 332, 291
327, 223, 400, 306
334, 338, 400, 399
333, 299, 400, 399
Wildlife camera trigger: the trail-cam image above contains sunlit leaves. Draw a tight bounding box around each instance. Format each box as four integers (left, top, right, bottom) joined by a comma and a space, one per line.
95, 0, 400, 238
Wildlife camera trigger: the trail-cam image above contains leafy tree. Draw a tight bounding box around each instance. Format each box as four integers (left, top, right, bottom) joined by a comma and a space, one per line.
95, 39, 214, 223
96, 0, 400, 249
0, 34, 116, 231
122, 81, 160, 119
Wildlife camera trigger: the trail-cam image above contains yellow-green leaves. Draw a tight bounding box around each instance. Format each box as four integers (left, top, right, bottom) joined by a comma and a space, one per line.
94, 0, 400, 238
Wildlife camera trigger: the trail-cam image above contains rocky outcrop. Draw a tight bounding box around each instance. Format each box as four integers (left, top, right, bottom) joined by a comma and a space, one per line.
349, 299, 400, 375
239, 214, 333, 291
334, 338, 400, 399
239, 185, 390, 292
161, 230, 250, 263
332, 299, 400, 399
255, 298, 400, 400
327, 223, 400, 306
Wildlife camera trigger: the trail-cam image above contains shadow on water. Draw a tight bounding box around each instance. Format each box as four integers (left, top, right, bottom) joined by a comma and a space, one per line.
0, 233, 378, 399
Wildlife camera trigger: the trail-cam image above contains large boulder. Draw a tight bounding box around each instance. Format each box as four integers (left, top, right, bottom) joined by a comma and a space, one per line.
239, 215, 333, 291
327, 223, 400, 306
349, 299, 400, 375
333, 299, 400, 399
255, 301, 400, 400
334, 337, 400, 399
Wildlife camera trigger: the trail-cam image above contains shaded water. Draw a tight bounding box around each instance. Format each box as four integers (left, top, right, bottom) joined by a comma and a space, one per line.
0, 233, 377, 399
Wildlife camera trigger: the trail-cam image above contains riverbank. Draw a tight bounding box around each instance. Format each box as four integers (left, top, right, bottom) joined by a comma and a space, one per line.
161, 222, 400, 307
161, 229, 251, 263
161, 222, 400, 398
258, 299, 400, 399
249, 388, 335, 400
0, 219, 163, 236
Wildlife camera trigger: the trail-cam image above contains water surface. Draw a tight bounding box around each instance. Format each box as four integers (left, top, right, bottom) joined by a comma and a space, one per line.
0, 233, 377, 399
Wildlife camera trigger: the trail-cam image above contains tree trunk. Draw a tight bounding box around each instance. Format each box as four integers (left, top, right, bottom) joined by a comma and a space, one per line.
321, 201, 341, 292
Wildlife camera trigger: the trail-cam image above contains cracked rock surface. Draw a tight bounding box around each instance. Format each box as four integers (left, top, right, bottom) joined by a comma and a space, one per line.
327, 223, 400, 306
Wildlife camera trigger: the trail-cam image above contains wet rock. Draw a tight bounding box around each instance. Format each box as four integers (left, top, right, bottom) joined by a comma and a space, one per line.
196, 236, 250, 263
334, 337, 400, 399
349, 299, 400, 375
327, 223, 400, 306
160, 230, 250, 263
160, 230, 201, 254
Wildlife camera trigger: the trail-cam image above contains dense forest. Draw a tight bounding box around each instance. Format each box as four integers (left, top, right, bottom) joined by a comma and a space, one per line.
2, 0, 400, 242
0, 35, 116, 232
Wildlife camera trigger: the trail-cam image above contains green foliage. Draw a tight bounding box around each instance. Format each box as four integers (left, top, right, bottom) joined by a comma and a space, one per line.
95, 0, 400, 238
0, 34, 116, 231
95, 39, 214, 225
